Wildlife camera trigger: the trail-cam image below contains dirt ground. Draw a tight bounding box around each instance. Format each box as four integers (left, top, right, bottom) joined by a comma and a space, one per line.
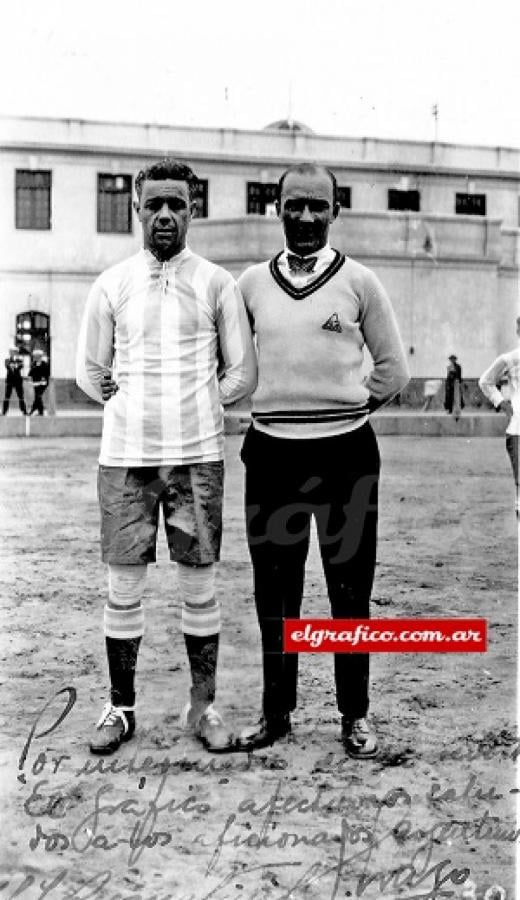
0, 433, 518, 900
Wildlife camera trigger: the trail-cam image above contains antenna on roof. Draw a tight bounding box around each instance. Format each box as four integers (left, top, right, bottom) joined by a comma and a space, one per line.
223, 84, 233, 130
432, 103, 439, 142
287, 79, 294, 129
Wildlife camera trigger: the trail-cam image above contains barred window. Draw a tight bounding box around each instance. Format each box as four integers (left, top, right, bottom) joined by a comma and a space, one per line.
337, 186, 351, 209
191, 179, 208, 218
247, 182, 278, 215
15, 170, 52, 230
388, 189, 421, 212
16, 311, 50, 360
97, 174, 133, 234
455, 193, 486, 216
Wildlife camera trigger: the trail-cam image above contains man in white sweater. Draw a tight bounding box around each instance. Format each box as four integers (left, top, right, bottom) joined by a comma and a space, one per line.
77, 158, 257, 755
479, 317, 520, 517
237, 162, 410, 758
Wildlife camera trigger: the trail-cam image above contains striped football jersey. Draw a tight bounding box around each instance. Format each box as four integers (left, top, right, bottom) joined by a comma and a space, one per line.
76, 247, 256, 465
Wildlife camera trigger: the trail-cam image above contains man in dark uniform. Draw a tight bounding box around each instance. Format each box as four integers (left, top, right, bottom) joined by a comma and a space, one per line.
28, 349, 50, 416
2, 345, 27, 415
444, 354, 464, 419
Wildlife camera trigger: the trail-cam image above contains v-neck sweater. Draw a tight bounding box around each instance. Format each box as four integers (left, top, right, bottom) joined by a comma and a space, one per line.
238, 252, 410, 439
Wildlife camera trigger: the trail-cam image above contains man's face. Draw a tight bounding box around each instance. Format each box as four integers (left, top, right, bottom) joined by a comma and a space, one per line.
134, 179, 195, 260
276, 169, 339, 255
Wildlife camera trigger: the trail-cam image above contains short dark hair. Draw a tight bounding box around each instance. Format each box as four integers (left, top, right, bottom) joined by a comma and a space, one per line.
277, 162, 338, 206
135, 158, 198, 200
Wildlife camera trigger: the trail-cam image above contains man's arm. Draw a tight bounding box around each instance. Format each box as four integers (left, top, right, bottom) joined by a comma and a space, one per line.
29, 365, 44, 387
360, 270, 410, 410
216, 278, 257, 405
478, 356, 508, 409
76, 277, 115, 404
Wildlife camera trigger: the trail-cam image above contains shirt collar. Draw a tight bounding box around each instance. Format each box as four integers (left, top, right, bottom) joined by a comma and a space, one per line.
282, 242, 333, 263
141, 245, 193, 269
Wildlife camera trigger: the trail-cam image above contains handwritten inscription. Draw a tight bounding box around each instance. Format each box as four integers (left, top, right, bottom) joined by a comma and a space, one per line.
8, 688, 516, 900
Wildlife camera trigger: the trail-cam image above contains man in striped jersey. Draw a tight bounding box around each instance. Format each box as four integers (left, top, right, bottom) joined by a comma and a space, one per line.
237, 162, 409, 757
479, 317, 520, 517
76, 158, 257, 754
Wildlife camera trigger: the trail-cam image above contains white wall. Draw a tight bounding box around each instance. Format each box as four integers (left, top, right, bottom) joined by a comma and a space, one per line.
1, 119, 518, 383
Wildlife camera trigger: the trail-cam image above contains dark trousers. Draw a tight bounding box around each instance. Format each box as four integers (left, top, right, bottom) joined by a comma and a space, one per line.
506, 435, 519, 514
30, 385, 47, 415
241, 422, 380, 720
506, 434, 519, 487
3, 380, 26, 414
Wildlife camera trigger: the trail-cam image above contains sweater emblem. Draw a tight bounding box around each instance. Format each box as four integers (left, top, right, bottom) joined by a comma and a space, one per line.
321, 313, 342, 334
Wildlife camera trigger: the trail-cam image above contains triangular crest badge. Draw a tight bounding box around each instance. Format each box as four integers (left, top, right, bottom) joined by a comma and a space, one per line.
321, 313, 342, 333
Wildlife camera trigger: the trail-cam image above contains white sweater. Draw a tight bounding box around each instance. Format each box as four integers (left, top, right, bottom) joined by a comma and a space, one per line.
479, 347, 520, 436
239, 252, 410, 439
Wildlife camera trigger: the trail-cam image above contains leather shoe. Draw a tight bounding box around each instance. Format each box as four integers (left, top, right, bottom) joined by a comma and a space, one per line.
238, 713, 291, 751
341, 717, 378, 759
89, 703, 135, 755
182, 703, 236, 753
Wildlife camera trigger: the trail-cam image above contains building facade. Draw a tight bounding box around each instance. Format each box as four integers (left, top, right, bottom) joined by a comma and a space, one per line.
1, 115, 519, 404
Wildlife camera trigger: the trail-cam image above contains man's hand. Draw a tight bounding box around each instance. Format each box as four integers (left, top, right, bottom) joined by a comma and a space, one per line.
101, 373, 119, 401
497, 399, 513, 422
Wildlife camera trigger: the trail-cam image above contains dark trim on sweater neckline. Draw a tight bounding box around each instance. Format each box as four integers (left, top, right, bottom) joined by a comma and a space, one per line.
269, 249, 346, 299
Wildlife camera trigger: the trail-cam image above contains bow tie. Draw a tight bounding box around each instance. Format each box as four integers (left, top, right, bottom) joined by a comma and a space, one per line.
287, 253, 318, 274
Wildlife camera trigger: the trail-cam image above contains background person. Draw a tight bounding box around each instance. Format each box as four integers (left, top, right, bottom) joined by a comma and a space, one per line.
444, 354, 464, 419
28, 348, 50, 415
237, 162, 409, 758
76, 158, 256, 755
2, 345, 27, 416
479, 317, 520, 517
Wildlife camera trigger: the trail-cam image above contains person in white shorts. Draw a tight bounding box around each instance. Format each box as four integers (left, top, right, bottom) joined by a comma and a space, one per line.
479, 317, 520, 517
